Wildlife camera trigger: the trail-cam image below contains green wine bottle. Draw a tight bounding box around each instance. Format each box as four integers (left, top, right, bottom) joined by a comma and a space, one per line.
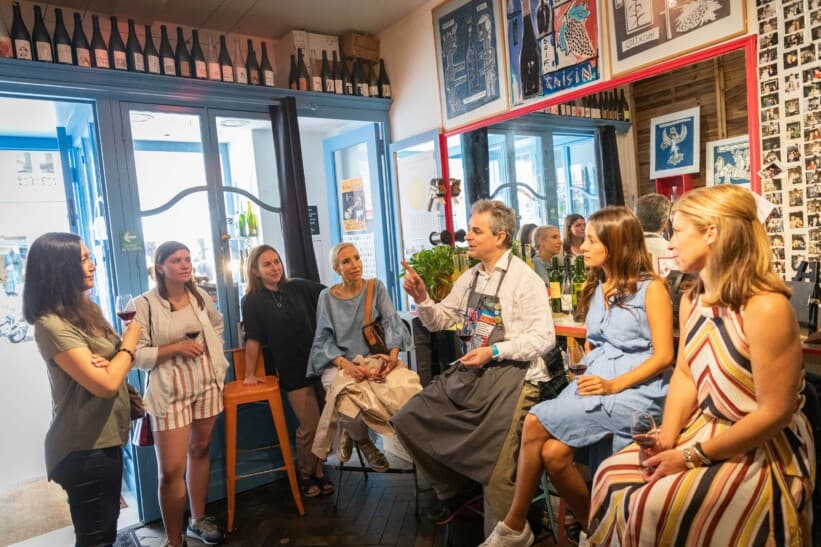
572, 255, 585, 309
548, 256, 563, 313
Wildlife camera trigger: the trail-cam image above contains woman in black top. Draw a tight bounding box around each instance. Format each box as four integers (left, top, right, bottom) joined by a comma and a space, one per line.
241, 245, 332, 497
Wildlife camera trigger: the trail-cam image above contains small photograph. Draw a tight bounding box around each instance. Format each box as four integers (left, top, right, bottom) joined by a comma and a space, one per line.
786, 17, 805, 33
761, 32, 778, 48
763, 121, 780, 136
806, 126, 821, 141
763, 136, 781, 151
787, 121, 802, 139
786, 73, 802, 93
788, 166, 803, 185
786, 98, 801, 116
807, 96, 820, 112
767, 216, 783, 233
805, 67, 821, 83
766, 191, 783, 205
808, 171, 821, 185
760, 18, 777, 35
760, 63, 777, 79
773, 248, 786, 261
810, 184, 821, 198
812, 0, 821, 10
761, 79, 779, 95
785, 31, 804, 48
758, 3, 777, 18
790, 210, 805, 228
792, 234, 807, 251
785, 2, 804, 18
784, 50, 799, 69
806, 111, 821, 126
789, 187, 805, 206
774, 261, 785, 275
801, 45, 817, 64
809, 199, 821, 213
761, 92, 779, 108
809, 213, 821, 227
804, 82, 821, 97
792, 255, 804, 273
764, 150, 781, 164
813, 9, 821, 24
787, 143, 802, 163
807, 155, 819, 171
763, 177, 782, 192
809, 237, 821, 255
761, 107, 780, 123
770, 234, 785, 248
813, 25, 821, 41
807, 141, 821, 157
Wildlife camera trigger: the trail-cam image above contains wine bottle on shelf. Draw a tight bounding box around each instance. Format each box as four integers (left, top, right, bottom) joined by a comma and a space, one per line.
589, 93, 601, 119
609, 91, 617, 120
619, 88, 630, 122
288, 54, 297, 89
72, 13, 90, 66
143, 25, 160, 74
245, 39, 259, 85
0, 5, 11, 59
378, 59, 391, 98
341, 57, 352, 95
259, 42, 274, 87
367, 60, 378, 97
207, 35, 221, 80
108, 16, 126, 70
332, 51, 343, 94
218, 35, 233, 82
31, 5, 52, 62
520, 1, 540, 98
548, 256, 563, 313
158, 25, 175, 76
174, 27, 191, 77
233, 37, 247, 84
190, 29, 206, 79
11, 1, 32, 60
354, 58, 369, 96
581, 96, 591, 117
90, 15, 109, 68
296, 48, 309, 90
311, 55, 322, 91
321, 50, 333, 93
536, 0, 551, 36
125, 19, 143, 72
52, 8, 72, 64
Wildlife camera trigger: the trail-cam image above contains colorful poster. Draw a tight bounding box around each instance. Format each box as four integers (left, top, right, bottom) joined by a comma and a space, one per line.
340, 177, 366, 232
506, 0, 600, 106
649, 106, 700, 178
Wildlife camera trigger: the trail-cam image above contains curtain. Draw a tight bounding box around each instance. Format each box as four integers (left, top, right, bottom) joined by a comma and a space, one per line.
269, 98, 320, 282
598, 125, 625, 206
462, 128, 490, 205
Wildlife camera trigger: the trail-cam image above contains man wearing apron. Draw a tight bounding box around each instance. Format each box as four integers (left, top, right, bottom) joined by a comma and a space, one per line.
396, 200, 555, 535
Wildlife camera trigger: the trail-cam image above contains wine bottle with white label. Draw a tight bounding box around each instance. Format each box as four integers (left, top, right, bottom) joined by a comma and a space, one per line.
174, 27, 191, 78
71, 13, 90, 67
321, 50, 333, 93
31, 5, 52, 62
143, 25, 160, 74
11, 1, 32, 61
259, 42, 274, 87
108, 16, 126, 70
90, 15, 109, 68
158, 25, 175, 76
190, 30, 206, 79
52, 8, 72, 64
125, 19, 143, 72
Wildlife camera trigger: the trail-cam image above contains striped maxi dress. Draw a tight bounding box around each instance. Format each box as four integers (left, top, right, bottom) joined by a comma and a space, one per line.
588, 302, 815, 546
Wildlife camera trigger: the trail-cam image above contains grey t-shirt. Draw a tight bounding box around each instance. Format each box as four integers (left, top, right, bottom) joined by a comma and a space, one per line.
34, 314, 130, 475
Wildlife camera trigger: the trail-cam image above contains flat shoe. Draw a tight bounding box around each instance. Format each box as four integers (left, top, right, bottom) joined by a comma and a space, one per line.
300, 476, 321, 498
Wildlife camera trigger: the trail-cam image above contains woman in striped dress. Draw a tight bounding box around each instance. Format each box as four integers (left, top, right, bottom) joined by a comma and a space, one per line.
135, 241, 229, 547
588, 185, 815, 546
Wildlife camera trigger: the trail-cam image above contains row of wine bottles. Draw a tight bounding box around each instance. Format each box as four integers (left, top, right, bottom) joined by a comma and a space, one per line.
2, 1, 277, 86
547, 255, 586, 315
287, 48, 391, 98
543, 89, 631, 123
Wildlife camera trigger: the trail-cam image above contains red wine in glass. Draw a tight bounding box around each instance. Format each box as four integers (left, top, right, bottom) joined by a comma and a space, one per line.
185, 331, 200, 340
632, 432, 659, 467
117, 310, 136, 322
568, 362, 587, 376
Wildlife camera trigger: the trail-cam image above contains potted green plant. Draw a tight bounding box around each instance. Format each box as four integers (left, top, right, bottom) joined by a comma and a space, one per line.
401, 245, 455, 302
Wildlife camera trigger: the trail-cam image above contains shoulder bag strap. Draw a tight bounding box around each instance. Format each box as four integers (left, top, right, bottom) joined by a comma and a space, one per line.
363, 278, 375, 325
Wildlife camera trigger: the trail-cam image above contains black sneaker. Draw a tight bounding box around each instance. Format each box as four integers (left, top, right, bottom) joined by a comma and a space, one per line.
186, 515, 225, 545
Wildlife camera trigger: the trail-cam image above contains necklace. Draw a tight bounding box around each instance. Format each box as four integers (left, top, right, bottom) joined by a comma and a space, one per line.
270, 289, 284, 308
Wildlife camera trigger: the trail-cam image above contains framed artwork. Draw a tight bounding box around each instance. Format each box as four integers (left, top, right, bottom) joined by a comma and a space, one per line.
650, 106, 700, 179
433, 0, 509, 130
605, 0, 746, 77
505, 0, 601, 106
705, 135, 751, 186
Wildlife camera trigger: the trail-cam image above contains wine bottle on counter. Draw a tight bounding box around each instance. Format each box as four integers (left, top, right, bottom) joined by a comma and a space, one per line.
367, 60, 378, 97
31, 5, 52, 62
11, 1, 32, 60
341, 57, 352, 95
125, 20, 143, 72
233, 38, 247, 84
189, 30, 206, 78
0, 4, 12, 58
143, 25, 160, 74
296, 48, 309, 90
332, 51, 343, 94
52, 8, 72, 64
259, 42, 274, 87
548, 256, 562, 313
520, 0, 540, 97
378, 59, 390, 98
321, 50, 333, 93
246, 39, 259, 85
218, 35, 233, 82
288, 54, 297, 89
158, 25, 175, 75
108, 17, 126, 70
72, 13, 90, 66
175, 27, 191, 77
90, 15, 109, 68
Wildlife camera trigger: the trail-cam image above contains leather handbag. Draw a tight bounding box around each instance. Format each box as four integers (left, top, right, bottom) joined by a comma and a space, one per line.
127, 383, 145, 420
362, 279, 390, 355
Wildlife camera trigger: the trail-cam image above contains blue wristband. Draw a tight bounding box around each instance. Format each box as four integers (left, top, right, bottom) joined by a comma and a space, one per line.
491, 344, 499, 359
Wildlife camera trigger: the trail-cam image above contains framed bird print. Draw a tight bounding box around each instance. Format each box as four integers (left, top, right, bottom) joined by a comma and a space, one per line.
650, 106, 700, 179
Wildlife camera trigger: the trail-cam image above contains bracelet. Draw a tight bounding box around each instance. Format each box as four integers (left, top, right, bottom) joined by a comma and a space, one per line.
491, 344, 500, 359
117, 347, 135, 363
682, 447, 696, 470
692, 442, 713, 466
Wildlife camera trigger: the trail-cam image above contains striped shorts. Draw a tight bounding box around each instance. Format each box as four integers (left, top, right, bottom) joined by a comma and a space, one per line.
151, 352, 224, 432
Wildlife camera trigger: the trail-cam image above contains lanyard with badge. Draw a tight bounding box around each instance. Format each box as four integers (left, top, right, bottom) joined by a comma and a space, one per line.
458, 254, 512, 353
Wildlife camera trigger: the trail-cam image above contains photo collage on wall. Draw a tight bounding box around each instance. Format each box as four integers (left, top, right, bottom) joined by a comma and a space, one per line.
757, 0, 821, 277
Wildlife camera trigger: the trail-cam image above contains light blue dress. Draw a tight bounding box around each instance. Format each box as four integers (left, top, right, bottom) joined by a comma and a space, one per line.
531, 279, 670, 464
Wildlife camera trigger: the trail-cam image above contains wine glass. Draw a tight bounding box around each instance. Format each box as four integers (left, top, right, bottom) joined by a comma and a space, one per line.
631, 411, 660, 474
567, 359, 587, 393
115, 294, 136, 324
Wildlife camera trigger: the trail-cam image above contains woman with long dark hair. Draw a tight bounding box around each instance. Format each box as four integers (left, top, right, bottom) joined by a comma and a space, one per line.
24, 232, 141, 546
562, 213, 586, 258
134, 241, 228, 547
482, 207, 674, 546
241, 244, 332, 497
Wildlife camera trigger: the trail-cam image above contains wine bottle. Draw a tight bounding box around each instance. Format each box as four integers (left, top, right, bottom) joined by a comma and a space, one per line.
206, 34, 221, 80
378, 58, 391, 98
520, 0, 540, 97
233, 37, 247, 84
288, 54, 297, 89
218, 35, 233, 82
341, 57, 352, 95
354, 58, 369, 96
245, 39, 259, 85
548, 256, 563, 313
71, 13, 90, 67
332, 51, 343, 94
90, 15, 108, 68
158, 25, 175, 76
572, 256, 585, 309
0, 4, 11, 59
367, 60, 378, 97
259, 42, 274, 87
536, 0, 551, 36
32, 5, 52, 62
124, 20, 143, 72
11, 2, 32, 60
619, 88, 631, 122
143, 25, 160, 74
246, 201, 258, 237
108, 16, 126, 70
561, 256, 573, 313
311, 54, 322, 92
52, 8, 72, 64
190, 29, 206, 79
321, 50, 333, 93
296, 48, 309, 91
589, 93, 601, 119
174, 27, 191, 77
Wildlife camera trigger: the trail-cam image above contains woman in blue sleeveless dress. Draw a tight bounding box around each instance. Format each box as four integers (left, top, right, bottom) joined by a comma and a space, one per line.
482, 207, 674, 547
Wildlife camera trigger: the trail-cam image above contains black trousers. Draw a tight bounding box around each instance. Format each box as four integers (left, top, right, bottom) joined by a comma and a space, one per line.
51, 446, 123, 547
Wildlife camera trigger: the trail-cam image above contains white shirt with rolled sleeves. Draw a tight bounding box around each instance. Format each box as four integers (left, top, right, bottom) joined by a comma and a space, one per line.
414, 250, 555, 382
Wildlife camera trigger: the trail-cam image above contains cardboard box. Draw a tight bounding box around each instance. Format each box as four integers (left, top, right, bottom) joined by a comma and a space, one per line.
275, 29, 339, 91
341, 32, 380, 63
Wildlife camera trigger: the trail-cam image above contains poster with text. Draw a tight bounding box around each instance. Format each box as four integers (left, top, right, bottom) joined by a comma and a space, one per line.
340, 177, 366, 232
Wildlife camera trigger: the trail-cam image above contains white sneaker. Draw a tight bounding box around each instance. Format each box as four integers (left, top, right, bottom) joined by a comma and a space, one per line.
480, 520, 534, 547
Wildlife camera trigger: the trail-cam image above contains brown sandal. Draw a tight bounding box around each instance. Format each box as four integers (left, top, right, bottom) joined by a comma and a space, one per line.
300, 476, 321, 498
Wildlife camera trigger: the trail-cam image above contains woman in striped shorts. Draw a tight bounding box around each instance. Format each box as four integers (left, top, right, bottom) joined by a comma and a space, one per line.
135, 241, 229, 547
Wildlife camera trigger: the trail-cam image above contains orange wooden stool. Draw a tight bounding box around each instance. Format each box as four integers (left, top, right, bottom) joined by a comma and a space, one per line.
223, 348, 304, 532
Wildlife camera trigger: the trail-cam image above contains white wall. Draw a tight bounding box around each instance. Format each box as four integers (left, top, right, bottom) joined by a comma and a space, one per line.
299, 130, 333, 286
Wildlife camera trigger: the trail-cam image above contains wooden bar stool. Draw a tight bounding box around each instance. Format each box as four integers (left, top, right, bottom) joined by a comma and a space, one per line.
223, 348, 304, 532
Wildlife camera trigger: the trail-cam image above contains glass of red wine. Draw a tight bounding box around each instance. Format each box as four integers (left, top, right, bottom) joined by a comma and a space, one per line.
568, 360, 587, 393
631, 411, 660, 476
115, 294, 136, 324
